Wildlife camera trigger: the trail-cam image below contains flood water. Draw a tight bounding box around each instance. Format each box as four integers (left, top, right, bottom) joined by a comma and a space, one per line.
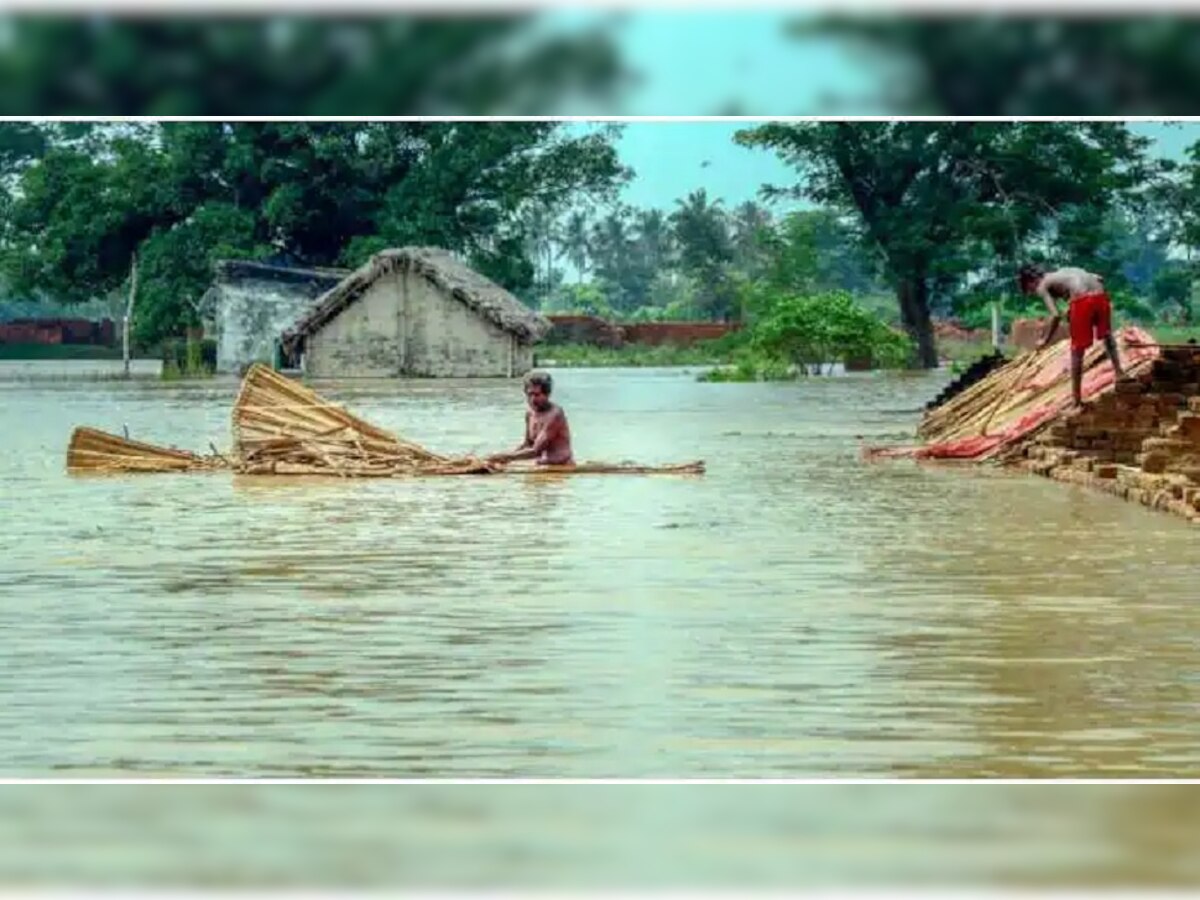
2, 362, 1199, 778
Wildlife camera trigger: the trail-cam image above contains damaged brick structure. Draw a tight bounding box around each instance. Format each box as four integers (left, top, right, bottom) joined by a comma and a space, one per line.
1018, 344, 1200, 524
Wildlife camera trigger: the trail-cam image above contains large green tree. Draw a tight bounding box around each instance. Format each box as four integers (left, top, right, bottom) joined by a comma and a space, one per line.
2, 122, 627, 343
735, 122, 1150, 366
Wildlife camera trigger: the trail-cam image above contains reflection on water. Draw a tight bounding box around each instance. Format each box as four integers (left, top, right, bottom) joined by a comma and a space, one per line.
1, 784, 1199, 887
2, 366, 1199, 777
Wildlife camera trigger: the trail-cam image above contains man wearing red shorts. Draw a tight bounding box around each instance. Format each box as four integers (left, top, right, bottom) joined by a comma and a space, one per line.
1018, 264, 1126, 408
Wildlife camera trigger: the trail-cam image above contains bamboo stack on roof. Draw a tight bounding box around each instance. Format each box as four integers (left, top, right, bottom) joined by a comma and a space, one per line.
869, 326, 1162, 462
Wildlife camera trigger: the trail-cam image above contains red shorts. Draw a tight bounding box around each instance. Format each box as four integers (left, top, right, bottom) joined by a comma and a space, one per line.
1068, 292, 1112, 353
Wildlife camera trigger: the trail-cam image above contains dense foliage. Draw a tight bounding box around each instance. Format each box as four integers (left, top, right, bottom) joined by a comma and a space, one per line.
0, 122, 627, 344
4, 119, 1200, 367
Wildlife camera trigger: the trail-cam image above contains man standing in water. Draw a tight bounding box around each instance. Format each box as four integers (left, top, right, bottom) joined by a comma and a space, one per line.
488, 370, 575, 467
1018, 264, 1126, 408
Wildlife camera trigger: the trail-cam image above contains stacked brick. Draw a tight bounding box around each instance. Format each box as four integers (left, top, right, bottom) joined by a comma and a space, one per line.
1017, 345, 1200, 523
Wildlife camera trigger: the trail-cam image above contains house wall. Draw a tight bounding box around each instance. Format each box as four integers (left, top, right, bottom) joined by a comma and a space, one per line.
305, 270, 533, 378
212, 275, 339, 373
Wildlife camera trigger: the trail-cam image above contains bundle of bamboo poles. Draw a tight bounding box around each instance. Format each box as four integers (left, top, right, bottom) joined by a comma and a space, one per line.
65, 364, 705, 478
231, 363, 499, 476
230, 364, 705, 478
916, 326, 1159, 452
66, 426, 228, 473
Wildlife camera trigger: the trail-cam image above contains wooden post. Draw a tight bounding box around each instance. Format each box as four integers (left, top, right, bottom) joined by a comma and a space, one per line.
123, 253, 138, 378
992, 300, 1001, 351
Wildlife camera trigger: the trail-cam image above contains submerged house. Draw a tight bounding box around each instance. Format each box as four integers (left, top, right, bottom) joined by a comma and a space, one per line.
203, 260, 349, 373
279, 247, 551, 378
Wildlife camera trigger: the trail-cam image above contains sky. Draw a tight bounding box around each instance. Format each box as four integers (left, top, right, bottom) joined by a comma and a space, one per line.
549, 11, 1200, 212
588, 121, 1200, 214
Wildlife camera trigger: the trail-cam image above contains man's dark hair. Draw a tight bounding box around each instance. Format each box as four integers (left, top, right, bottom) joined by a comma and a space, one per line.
1017, 263, 1045, 288
523, 370, 552, 394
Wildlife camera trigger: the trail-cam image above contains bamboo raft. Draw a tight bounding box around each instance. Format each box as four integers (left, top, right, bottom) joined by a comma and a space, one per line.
67, 364, 705, 478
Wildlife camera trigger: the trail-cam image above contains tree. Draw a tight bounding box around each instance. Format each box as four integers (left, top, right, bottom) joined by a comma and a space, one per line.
758, 209, 882, 296
671, 189, 736, 320
750, 290, 912, 374
730, 200, 774, 280
634, 209, 674, 277
2, 122, 628, 343
562, 210, 592, 284
735, 122, 1150, 367
801, 16, 1200, 114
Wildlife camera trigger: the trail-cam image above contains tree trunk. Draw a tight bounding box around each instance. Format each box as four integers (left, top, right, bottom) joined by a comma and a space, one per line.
897, 276, 938, 369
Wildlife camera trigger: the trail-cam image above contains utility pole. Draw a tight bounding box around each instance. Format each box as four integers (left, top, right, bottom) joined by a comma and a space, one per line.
123, 253, 138, 379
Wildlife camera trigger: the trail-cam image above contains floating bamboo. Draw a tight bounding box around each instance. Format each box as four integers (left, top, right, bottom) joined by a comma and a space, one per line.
230, 364, 704, 477
230, 363, 503, 476
68, 363, 705, 478
66, 426, 227, 473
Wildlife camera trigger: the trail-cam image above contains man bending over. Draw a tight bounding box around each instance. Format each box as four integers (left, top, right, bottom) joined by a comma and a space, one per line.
1018, 264, 1126, 408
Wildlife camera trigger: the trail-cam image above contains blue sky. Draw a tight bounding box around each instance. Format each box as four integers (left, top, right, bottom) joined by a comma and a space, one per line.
589, 121, 1200, 213
551, 11, 1200, 211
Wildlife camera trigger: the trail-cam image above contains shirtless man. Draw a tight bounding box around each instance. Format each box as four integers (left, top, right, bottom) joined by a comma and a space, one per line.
488, 370, 575, 467
1018, 264, 1126, 408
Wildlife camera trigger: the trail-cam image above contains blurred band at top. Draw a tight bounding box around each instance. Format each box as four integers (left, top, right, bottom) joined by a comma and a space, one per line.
0, 14, 631, 115
802, 14, 1200, 115
2, 12, 1200, 115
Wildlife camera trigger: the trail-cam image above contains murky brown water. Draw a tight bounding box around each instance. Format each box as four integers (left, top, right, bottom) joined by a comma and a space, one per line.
2, 363, 1198, 777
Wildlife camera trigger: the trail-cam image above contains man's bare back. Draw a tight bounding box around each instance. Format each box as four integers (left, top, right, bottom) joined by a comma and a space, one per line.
1035, 267, 1105, 311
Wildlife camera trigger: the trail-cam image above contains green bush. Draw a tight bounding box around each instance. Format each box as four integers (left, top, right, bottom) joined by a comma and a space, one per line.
749, 290, 914, 372
697, 350, 793, 382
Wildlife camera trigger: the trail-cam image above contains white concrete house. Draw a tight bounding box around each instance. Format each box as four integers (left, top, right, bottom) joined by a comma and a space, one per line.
279, 247, 551, 378
203, 260, 348, 373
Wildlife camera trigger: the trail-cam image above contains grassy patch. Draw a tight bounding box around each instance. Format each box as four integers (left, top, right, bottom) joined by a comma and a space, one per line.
697, 352, 795, 382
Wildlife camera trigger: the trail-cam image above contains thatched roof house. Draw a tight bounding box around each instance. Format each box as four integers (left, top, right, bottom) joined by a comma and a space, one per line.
280, 247, 551, 378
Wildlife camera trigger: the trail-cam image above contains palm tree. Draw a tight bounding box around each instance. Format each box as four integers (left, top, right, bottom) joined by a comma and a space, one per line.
634, 208, 673, 274
670, 190, 735, 320
731, 200, 773, 277
562, 209, 591, 284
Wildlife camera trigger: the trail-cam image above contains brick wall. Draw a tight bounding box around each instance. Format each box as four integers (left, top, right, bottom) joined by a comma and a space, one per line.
1011, 317, 1068, 352
1033, 347, 1200, 468
932, 319, 992, 343
544, 315, 626, 348
0, 318, 116, 346
1022, 346, 1200, 522
620, 322, 740, 346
